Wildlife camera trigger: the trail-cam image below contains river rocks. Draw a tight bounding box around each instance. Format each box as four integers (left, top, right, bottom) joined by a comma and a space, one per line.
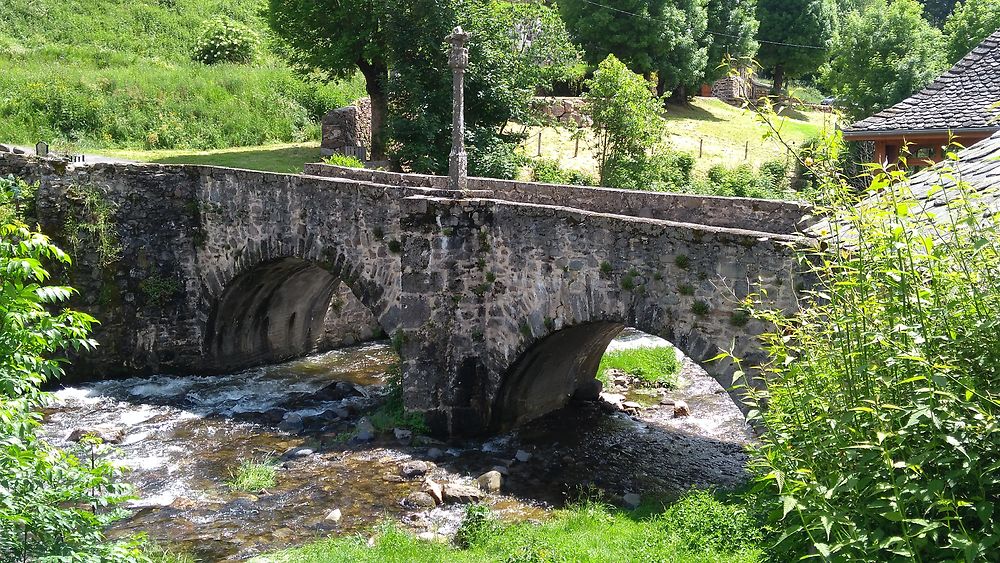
442, 483, 484, 504
515, 450, 532, 463
405, 491, 438, 508
400, 460, 434, 478
354, 418, 376, 442
423, 478, 444, 504
573, 378, 603, 401
280, 446, 314, 461
279, 412, 304, 433
426, 447, 444, 461
673, 400, 691, 417
622, 401, 644, 415
383, 473, 406, 483
477, 470, 502, 493
325, 508, 343, 522
68, 426, 125, 444
314, 380, 361, 401
623, 492, 642, 509
599, 392, 626, 408
393, 428, 413, 443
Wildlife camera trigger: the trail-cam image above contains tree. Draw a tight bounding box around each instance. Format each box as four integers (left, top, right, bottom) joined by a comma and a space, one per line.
919, 0, 959, 26
583, 55, 665, 184
943, 0, 1000, 63
267, 0, 390, 160
383, 0, 536, 176
559, 0, 709, 99
755, 0, 835, 94
702, 0, 760, 84
823, 0, 945, 120
0, 177, 143, 561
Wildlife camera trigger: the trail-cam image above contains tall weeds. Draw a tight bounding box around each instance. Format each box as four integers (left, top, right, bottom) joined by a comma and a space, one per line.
739, 138, 1000, 560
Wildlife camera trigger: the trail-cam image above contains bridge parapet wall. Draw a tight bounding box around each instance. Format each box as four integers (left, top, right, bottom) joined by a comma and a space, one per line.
304, 163, 813, 236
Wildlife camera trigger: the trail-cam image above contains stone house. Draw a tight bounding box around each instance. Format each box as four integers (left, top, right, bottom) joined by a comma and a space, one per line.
842, 29, 1000, 166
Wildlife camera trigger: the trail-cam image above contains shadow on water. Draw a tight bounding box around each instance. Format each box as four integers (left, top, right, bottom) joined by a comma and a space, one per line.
41, 339, 752, 561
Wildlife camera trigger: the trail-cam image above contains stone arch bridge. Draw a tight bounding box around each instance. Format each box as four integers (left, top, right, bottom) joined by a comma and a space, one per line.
1, 154, 810, 436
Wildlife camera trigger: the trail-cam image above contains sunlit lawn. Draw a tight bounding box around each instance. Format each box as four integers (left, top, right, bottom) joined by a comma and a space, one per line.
522, 96, 836, 176
96, 143, 324, 174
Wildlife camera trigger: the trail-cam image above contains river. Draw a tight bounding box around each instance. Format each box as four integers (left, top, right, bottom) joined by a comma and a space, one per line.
40, 329, 752, 560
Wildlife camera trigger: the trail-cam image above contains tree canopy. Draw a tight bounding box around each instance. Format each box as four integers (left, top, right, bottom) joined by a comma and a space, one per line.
943, 0, 1000, 63
823, 0, 945, 120
703, 0, 760, 84
755, 0, 835, 93
559, 0, 709, 99
267, 0, 390, 160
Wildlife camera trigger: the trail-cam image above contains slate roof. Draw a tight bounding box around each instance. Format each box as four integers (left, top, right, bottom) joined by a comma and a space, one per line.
843, 29, 1000, 138
808, 131, 1000, 238
904, 130, 1000, 216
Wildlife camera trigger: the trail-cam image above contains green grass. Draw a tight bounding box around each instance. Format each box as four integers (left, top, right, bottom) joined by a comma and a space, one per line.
256, 490, 764, 562
524, 97, 834, 178
597, 346, 681, 388
226, 457, 278, 493
0, 0, 365, 151
100, 143, 324, 174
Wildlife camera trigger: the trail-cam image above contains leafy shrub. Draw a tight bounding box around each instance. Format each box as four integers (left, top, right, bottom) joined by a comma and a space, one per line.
661, 489, 763, 553
0, 180, 145, 561
192, 17, 258, 65
468, 130, 526, 180
455, 504, 501, 548
740, 131, 1000, 560
530, 158, 573, 184
604, 150, 695, 192
698, 159, 789, 199
324, 153, 366, 168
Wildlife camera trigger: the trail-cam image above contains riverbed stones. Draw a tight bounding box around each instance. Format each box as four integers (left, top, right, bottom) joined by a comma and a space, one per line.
355, 418, 376, 442
673, 400, 691, 417
423, 478, 444, 504
405, 491, 438, 508
400, 460, 434, 478
394, 428, 413, 443
68, 426, 125, 444
623, 492, 642, 509
325, 508, 343, 522
442, 483, 484, 503
426, 447, 444, 460
515, 450, 532, 463
477, 470, 502, 492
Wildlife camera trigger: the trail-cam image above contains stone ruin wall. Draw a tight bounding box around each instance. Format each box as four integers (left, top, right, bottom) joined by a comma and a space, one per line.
321, 97, 372, 159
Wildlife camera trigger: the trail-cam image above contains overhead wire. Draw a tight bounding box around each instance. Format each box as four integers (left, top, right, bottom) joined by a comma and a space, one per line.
577, 0, 828, 50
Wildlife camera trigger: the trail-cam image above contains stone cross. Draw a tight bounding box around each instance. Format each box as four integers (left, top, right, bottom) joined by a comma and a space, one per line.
447, 26, 471, 192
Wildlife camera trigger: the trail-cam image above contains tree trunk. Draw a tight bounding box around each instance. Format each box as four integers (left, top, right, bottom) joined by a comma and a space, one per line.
358, 59, 389, 162
771, 64, 785, 96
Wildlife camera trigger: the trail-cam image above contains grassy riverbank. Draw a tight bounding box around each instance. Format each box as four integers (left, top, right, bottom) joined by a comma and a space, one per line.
256, 490, 766, 563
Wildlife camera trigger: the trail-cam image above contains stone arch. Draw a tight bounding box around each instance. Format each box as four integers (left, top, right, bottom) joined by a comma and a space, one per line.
488, 303, 746, 433
203, 255, 386, 372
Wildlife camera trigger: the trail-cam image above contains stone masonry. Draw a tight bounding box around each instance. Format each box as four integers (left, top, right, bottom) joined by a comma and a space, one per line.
320, 98, 372, 158
0, 153, 811, 435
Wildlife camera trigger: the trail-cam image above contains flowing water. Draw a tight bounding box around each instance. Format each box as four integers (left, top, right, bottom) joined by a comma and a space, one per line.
40, 330, 752, 561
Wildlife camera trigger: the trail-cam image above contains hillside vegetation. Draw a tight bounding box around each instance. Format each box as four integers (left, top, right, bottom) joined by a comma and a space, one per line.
0, 0, 364, 151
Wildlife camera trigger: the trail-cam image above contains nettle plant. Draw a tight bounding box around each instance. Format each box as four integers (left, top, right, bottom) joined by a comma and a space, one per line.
192, 17, 258, 65
729, 124, 1000, 561
0, 178, 145, 561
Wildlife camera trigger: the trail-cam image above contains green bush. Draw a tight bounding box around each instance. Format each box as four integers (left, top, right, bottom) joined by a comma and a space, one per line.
698, 159, 789, 199
192, 17, 258, 65
740, 131, 1000, 560
323, 153, 365, 168
530, 158, 573, 184
0, 178, 146, 561
604, 150, 695, 192
227, 457, 278, 493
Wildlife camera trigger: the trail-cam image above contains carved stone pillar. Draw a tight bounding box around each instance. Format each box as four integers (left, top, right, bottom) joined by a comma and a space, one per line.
447, 26, 470, 192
